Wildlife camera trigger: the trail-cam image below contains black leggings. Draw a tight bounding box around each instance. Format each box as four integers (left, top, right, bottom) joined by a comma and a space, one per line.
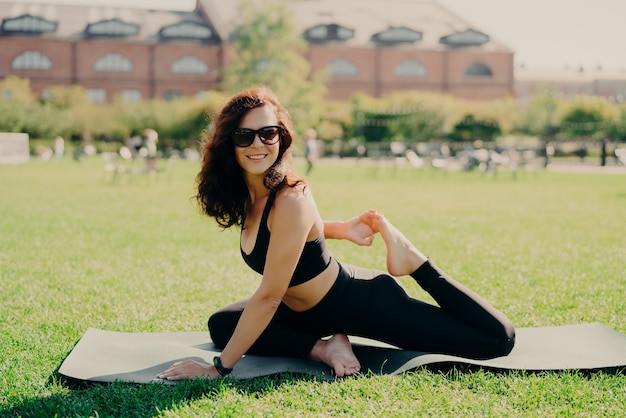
208, 259, 515, 360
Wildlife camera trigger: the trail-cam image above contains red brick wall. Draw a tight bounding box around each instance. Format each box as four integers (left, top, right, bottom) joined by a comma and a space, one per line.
307, 43, 513, 100
1, 35, 513, 101
0, 39, 73, 83
0, 36, 224, 100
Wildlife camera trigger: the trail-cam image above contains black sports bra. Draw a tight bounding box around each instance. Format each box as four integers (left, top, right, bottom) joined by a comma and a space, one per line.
240, 189, 332, 287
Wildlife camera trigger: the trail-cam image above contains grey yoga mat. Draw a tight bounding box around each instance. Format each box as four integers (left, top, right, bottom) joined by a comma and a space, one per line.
58, 323, 626, 384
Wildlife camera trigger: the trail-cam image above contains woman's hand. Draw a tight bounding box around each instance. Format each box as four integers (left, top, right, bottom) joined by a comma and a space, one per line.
344, 209, 380, 246
157, 359, 221, 381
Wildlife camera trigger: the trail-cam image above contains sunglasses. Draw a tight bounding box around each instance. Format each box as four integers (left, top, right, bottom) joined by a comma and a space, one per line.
231, 125, 282, 147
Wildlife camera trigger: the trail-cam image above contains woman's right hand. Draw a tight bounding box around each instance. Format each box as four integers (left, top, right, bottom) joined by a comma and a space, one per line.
157, 359, 221, 381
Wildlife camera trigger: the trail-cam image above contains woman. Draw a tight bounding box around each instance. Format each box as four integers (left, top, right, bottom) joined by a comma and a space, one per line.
158, 86, 515, 380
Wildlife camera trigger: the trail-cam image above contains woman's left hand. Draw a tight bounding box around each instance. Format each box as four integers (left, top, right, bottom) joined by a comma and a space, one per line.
157, 359, 220, 380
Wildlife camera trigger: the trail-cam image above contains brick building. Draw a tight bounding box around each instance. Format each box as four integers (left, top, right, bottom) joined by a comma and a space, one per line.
0, 0, 516, 102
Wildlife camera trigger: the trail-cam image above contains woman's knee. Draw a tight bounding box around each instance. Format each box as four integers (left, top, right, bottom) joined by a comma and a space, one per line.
499, 326, 516, 356
208, 310, 240, 349
484, 325, 515, 358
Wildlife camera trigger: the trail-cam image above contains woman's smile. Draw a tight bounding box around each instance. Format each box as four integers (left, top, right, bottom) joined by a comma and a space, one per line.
246, 153, 268, 161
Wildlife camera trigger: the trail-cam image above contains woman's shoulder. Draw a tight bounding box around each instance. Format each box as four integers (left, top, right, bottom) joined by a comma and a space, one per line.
276, 181, 309, 198
274, 183, 314, 212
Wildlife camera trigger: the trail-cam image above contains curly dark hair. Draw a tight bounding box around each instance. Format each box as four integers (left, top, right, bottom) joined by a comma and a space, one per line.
195, 86, 302, 229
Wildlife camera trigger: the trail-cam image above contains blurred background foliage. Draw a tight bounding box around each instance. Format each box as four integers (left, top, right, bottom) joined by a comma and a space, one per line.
1, 0, 625, 156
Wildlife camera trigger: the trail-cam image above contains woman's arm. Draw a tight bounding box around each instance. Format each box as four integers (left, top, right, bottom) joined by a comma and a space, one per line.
324, 209, 378, 246
159, 188, 316, 380
217, 188, 316, 371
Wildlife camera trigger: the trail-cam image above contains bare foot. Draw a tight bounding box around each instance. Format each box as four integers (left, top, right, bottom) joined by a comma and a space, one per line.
309, 334, 361, 377
370, 214, 428, 276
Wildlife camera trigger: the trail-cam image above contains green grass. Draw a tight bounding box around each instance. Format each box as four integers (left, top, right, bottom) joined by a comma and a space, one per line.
1, 157, 625, 417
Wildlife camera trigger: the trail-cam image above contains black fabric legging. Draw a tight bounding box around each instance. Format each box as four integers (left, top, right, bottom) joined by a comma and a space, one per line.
208, 259, 516, 360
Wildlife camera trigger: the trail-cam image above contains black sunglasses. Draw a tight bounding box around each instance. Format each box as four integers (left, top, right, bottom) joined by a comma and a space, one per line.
231, 125, 282, 147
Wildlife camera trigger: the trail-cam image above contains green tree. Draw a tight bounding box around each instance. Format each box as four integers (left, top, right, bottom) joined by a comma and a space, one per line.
517, 90, 562, 138
562, 108, 605, 139
44, 84, 90, 110
0, 76, 34, 133
447, 114, 501, 143
561, 97, 615, 140
221, 0, 326, 134
607, 104, 626, 143
351, 92, 448, 143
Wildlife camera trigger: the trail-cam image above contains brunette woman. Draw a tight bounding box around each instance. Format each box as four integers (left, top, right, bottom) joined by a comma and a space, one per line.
158, 86, 515, 380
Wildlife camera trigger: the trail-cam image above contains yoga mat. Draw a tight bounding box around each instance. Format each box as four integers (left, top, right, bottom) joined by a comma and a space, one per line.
58, 323, 626, 384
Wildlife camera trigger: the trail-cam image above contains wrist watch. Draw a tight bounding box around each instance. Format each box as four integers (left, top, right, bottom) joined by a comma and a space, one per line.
213, 356, 233, 376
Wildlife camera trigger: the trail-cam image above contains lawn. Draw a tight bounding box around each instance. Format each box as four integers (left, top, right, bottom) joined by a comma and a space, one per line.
1, 157, 625, 417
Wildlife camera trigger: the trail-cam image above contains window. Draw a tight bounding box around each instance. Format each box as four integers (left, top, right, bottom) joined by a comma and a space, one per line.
306, 25, 327, 39
394, 60, 427, 77
371, 26, 422, 44
121, 89, 142, 102
86, 18, 139, 37
171, 56, 209, 74
160, 22, 213, 40
304, 24, 354, 42
328, 58, 358, 76
11, 51, 52, 70
87, 88, 106, 103
1, 14, 57, 34
94, 53, 132, 72
440, 29, 490, 47
163, 91, 181, 101
464, 63, 493, 77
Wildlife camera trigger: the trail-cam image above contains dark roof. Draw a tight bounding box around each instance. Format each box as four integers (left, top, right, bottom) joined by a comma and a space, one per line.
0, 0, 510, 52
199, 0, 511, 51
0, 1, 218, 43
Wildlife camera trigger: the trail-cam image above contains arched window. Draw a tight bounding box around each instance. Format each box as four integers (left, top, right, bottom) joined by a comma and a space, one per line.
394, 60, 427, 77
1, 14, 57, 34
94, 53, 132, 72
440, 29, 489, 47
86, 18, 139, 37
304, 24, 354, 42
171, 56, 209, 74
306, 25, 328, 39
11, 51, 52, 70
160, 22, 213, 40
328, 58, 358, 76
464, 63, 492, 77
371, 26, 422, 44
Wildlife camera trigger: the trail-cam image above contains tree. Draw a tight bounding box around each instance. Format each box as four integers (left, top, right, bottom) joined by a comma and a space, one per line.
562, 107, 606, 139
0, 75, 34, 104
221, 0, 326, 134
351, 92, 450, 143
517, 90, 561, 138
607, 104, 626, 143
447, 114, 501, 143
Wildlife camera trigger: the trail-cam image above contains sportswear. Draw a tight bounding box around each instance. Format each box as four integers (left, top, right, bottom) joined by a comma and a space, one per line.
241, 189, 332, 287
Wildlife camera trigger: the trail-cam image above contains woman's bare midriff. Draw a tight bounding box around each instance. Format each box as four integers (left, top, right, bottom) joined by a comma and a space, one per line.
282, 260, 339, 312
